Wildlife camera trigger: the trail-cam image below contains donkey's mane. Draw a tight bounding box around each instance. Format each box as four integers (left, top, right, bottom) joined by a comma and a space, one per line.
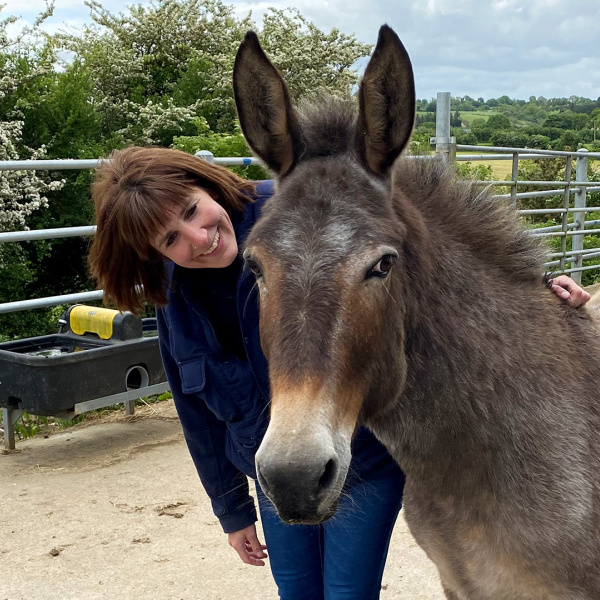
393, 157, 547, 282
297, 97, 546, 283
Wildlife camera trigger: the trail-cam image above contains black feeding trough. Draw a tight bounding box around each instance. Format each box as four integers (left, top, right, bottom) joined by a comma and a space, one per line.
0, 305, 167, 417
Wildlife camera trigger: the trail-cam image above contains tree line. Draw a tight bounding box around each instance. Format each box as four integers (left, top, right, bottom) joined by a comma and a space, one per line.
414, 95, 600, 152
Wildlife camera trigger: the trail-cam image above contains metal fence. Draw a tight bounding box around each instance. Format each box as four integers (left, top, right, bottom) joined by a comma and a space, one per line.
2, 98, 600, 316
0, 153, 265, 315
433, 92, 600, 284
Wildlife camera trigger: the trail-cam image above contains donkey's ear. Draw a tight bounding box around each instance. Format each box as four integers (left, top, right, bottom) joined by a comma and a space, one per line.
233, 31, 303, 176
355, 25, 416, 177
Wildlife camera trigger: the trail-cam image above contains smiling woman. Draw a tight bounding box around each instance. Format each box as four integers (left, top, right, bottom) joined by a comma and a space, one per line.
88, 147, 254, 310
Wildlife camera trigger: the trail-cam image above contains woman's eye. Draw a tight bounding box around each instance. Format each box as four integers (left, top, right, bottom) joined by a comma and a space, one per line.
184, 204, 197, 220
367, 254, 396, 279
165, 232, 178, 247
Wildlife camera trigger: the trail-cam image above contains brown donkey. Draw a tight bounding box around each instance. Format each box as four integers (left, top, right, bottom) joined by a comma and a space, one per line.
233, 26, 600, 599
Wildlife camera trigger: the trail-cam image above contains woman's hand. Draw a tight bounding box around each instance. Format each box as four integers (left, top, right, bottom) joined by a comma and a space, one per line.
228, 524, 268, 566
548, 275, 591, 308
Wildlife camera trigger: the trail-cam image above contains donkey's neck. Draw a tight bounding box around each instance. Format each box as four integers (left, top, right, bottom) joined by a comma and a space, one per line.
367, 189, 593, 483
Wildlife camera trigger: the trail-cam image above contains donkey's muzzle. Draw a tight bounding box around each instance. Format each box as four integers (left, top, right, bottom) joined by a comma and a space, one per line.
256, 452, 341, 524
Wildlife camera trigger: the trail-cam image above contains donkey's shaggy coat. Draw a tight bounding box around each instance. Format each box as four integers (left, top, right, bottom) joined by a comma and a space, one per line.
234, 26, 600, 599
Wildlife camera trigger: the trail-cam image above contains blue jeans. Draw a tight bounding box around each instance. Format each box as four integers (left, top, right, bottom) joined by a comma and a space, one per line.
256, 429, 405, 600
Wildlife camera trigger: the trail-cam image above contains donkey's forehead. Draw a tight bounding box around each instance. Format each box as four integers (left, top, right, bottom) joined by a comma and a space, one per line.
250, 166, 390, 259
249, 204, 360, 264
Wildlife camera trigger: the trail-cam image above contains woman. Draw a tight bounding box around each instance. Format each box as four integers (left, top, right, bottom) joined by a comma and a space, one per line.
88, 146, 590, 600
88, 146, 406, 600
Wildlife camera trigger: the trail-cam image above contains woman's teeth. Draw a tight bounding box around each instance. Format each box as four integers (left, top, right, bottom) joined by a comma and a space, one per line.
200, 230, 220, 255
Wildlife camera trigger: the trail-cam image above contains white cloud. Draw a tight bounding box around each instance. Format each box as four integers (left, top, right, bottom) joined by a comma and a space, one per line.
4, 0, 599, 100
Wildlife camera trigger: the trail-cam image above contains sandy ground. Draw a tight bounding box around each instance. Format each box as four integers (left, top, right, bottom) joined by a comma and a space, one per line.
1, 400, 445, 600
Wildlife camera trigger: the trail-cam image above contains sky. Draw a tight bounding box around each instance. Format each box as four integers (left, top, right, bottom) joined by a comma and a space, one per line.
5, 0, 600, 102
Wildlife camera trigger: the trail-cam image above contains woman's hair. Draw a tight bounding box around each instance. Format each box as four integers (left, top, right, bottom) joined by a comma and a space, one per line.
88, 146, 256, 312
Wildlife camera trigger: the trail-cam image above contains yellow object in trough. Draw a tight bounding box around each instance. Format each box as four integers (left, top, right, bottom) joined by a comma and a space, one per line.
68, 305, 119, 339
67, 305, 142, 341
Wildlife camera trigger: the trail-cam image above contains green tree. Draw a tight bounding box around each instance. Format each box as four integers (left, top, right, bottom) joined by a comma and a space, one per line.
0, 1, 71, 338
258, 8, 371, 101
486, 113, 511, 130
543, 112, 574, 130
573, 113, 591, 131
451, 110, 462, 127
59, 0, 371, 144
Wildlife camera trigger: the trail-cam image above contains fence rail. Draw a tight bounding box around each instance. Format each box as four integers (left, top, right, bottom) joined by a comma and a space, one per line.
2, 101, 600, 315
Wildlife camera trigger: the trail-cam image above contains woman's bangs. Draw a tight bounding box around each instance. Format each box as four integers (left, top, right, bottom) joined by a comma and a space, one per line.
120, 189, 184, 259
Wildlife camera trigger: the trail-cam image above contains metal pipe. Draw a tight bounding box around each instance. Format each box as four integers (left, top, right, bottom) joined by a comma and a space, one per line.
519, 207, 600, 215
0, 226, 96, 243
558, 157, 573, 272
0, 290, 104, 314
0, 159, 103, 171
533, 228, 600, 238
493, 189, 576, 200
457, 145, 600, 159
457, 154, 555, 161
572, 150, 589, 283
548, 247, 600, 258
434, 92, 456, 162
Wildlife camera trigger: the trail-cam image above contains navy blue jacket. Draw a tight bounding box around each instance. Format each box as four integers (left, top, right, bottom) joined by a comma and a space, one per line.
157, 180, 398, 533
157, 180, 273, 533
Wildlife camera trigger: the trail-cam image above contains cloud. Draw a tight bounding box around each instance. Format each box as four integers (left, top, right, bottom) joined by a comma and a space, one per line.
5, 0, 599, 100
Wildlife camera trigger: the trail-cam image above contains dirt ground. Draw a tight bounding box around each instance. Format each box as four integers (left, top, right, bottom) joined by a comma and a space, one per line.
1, 400, 445, 600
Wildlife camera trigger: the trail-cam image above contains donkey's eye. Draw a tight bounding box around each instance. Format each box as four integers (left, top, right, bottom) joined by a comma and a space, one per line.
245, 258, 263, 279
367, 254, 396, 279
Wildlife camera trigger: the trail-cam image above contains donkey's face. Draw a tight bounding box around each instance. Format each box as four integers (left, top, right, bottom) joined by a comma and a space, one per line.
234, 26, 415, 523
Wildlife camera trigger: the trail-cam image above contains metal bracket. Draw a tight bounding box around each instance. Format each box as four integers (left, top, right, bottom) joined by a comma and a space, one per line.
2, 382, 171, 450
73, 382, 171, 414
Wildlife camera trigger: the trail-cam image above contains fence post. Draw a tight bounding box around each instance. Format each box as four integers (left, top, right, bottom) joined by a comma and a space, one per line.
432, 92, 456, 162
195, 150, 215, 162
572, 149, 589, 284
559, 157, 573, 276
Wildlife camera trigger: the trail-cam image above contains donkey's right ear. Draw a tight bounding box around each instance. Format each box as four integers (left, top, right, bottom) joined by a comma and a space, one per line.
233, 31, 303, 177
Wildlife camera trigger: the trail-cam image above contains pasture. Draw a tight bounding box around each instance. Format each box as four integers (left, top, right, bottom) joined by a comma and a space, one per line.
456, 151, 514, 179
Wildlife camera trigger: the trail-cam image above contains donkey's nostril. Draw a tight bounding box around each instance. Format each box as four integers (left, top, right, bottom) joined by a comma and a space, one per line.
317, 458, 338, 492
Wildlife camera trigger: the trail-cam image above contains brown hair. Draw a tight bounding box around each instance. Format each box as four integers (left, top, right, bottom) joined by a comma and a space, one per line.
88, 146, 256, 312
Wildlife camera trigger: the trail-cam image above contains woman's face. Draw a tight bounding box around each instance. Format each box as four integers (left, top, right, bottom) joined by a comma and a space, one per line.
152, 188, 238, 269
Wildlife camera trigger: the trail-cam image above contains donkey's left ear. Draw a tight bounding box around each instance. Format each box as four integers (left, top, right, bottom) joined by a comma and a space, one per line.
355, 25, 416, 177
233, 31, 303, 176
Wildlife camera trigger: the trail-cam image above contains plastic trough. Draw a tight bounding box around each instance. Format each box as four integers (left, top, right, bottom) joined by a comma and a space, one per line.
0, 318, 166, 417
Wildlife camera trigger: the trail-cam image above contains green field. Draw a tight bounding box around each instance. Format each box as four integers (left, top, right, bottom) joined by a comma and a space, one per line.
456, 151, 514, 179
417, 110, 497, 124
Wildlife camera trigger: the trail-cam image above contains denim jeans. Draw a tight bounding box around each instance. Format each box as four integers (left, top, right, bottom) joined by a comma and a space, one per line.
256, 429, 405, 600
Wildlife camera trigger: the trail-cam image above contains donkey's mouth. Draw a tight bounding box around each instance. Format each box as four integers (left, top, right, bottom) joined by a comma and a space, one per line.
277, 501, 338, 525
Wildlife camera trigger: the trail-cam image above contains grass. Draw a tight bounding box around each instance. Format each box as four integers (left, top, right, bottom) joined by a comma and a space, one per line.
456, 151, 515, 180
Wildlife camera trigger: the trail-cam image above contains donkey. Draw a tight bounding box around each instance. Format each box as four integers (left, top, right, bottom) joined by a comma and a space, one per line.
233, 26, 600, 599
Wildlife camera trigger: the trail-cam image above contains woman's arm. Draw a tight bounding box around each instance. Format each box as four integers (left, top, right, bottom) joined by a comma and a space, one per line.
156, 309, 258, 535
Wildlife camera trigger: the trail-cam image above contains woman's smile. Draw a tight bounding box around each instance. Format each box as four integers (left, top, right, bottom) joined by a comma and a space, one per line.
198, 229, 220, 256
